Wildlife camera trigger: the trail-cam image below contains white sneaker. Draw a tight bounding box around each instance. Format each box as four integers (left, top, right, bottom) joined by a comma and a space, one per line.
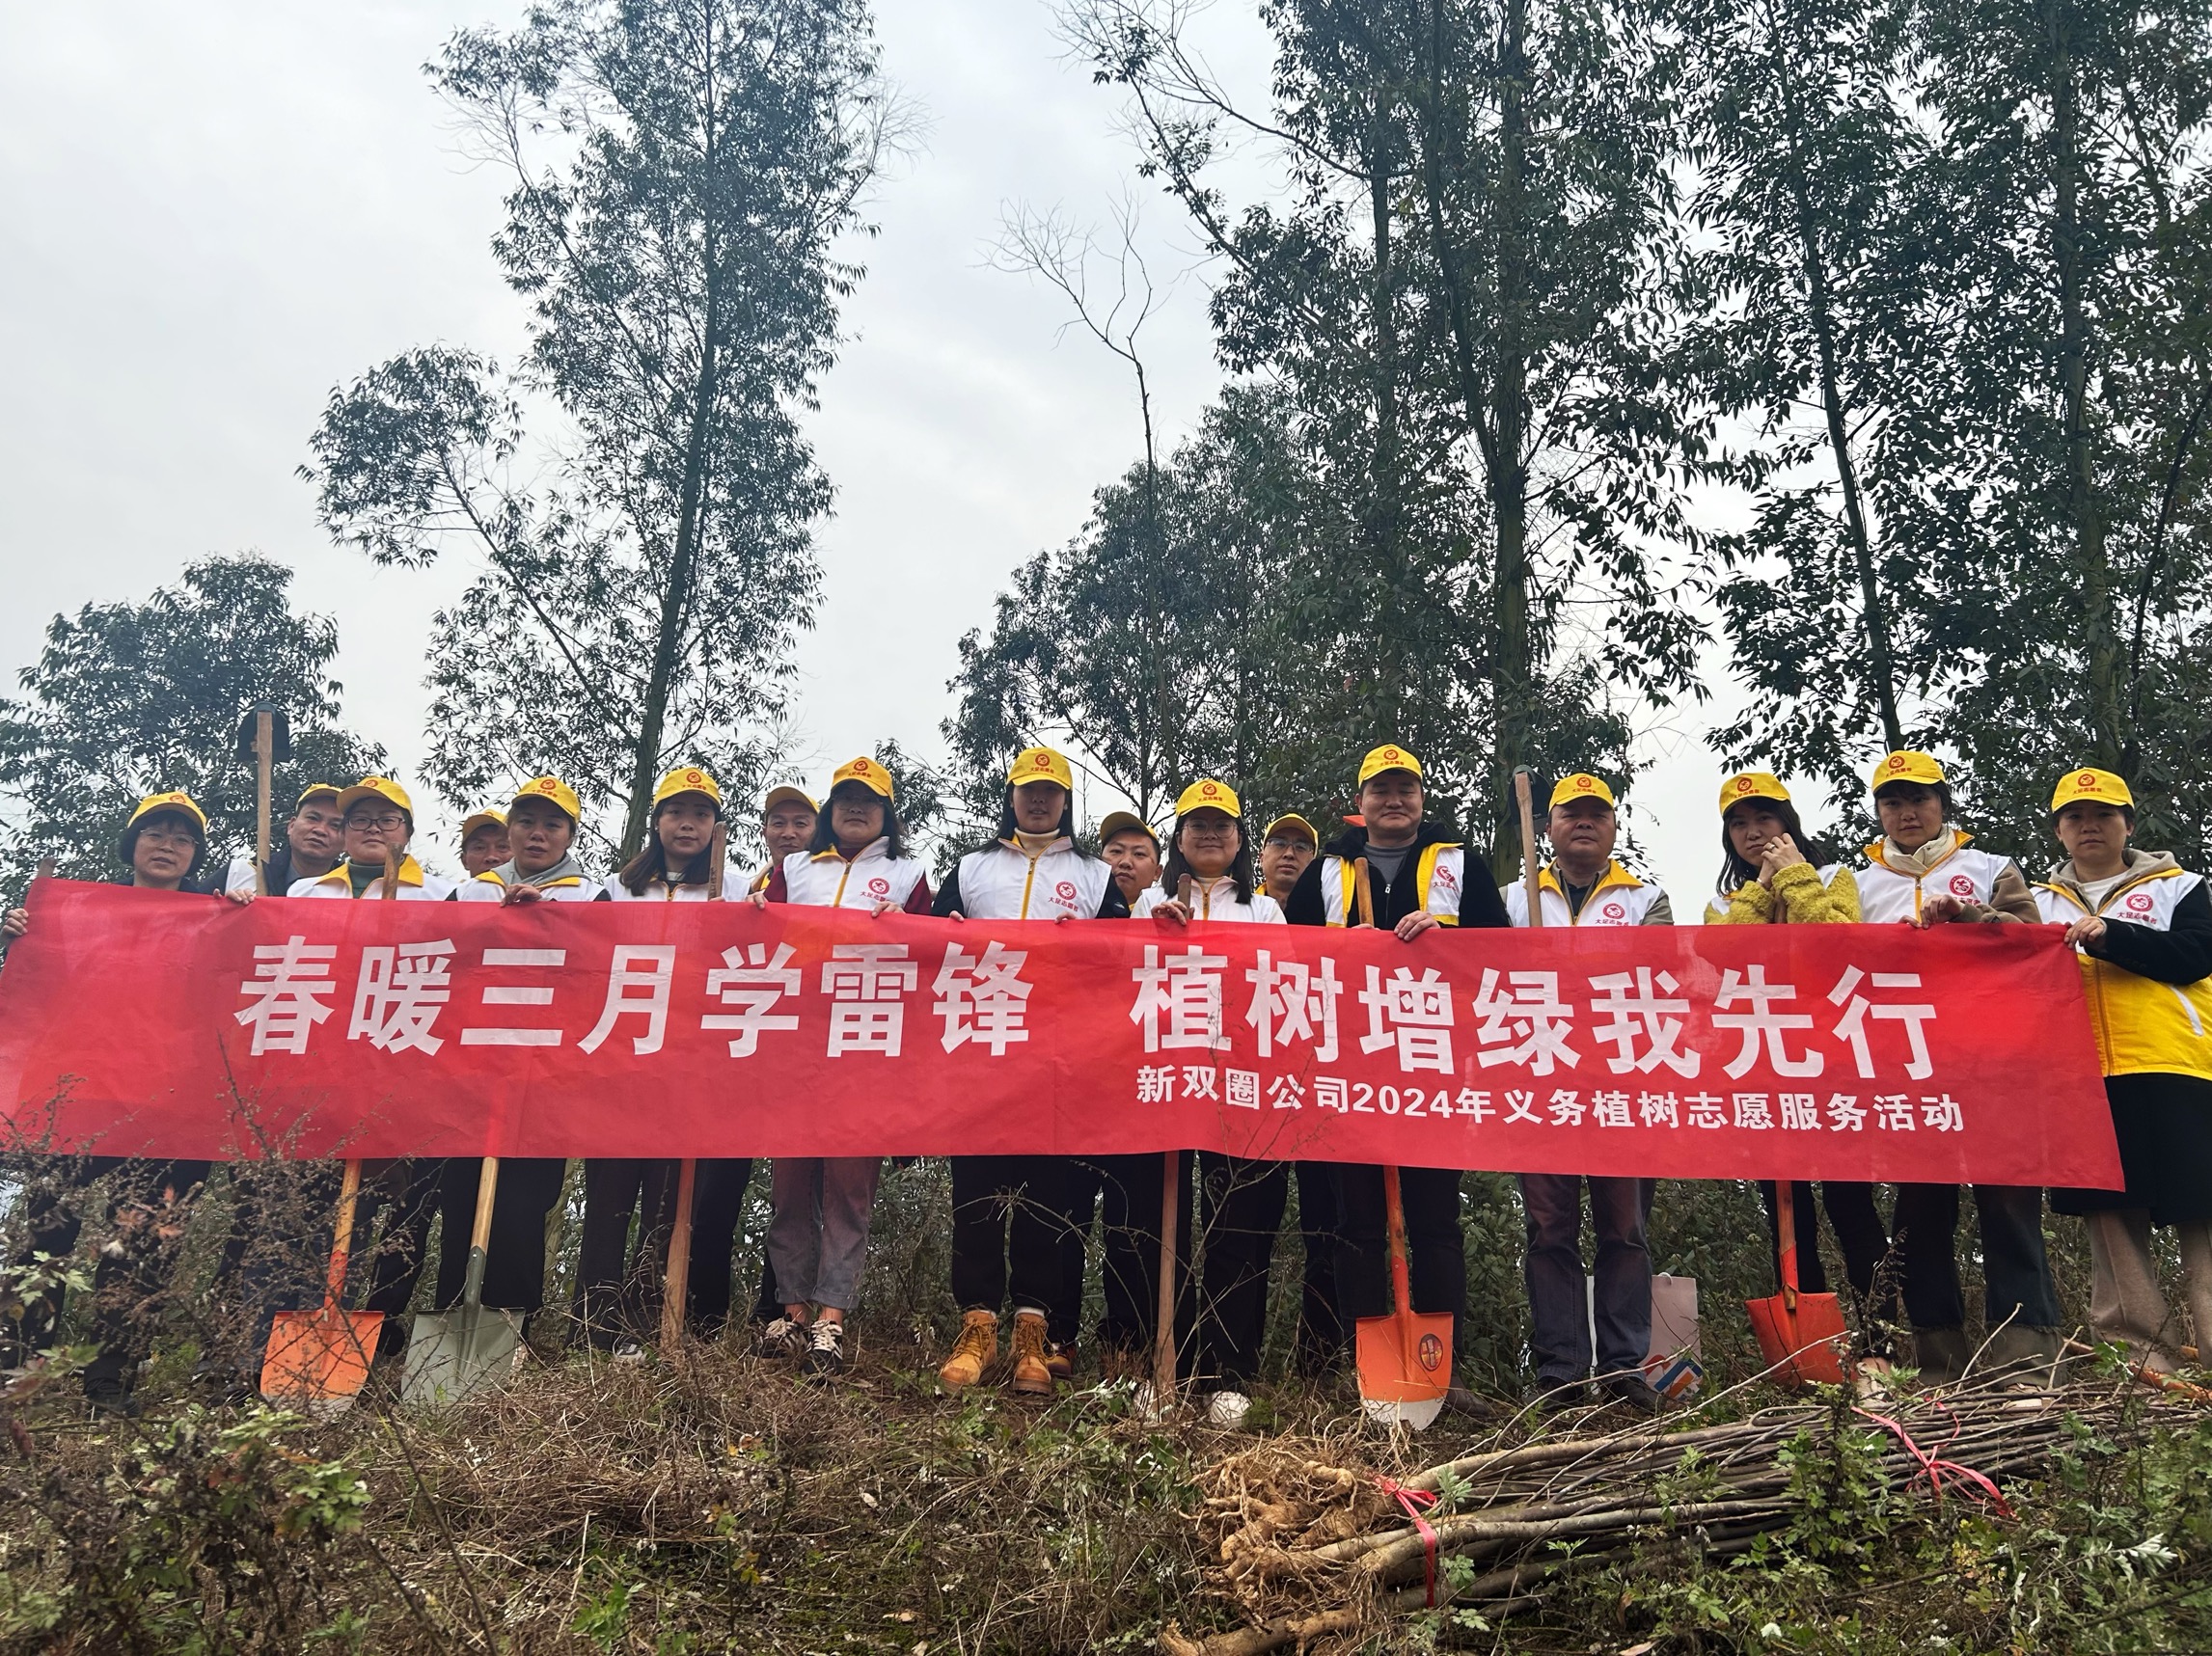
611, 1339, 645, 1365
758, 1317, 808, 1359
1208, 1389, 1252, 1428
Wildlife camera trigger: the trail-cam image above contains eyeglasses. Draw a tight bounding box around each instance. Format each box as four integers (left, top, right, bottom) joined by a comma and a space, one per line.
137, 824, 201, 847
1263, 837, 1312, 852
348, 812, 407, 832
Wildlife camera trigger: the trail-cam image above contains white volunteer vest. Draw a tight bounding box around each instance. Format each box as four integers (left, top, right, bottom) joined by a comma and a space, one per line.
1857, 840, 2014, 924
291, 858, 455, 902
1501, 863, 1665, 928
953, 839, 1114, 920
454, 869, 599, 903
1133, 876, 1286, 924
597, 869, 750, 902
1318, 844, 1467, 926
780, 840, 929, 910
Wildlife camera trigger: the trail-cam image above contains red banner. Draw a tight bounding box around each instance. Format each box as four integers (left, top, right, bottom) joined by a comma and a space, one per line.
0, 879, 2119, 1185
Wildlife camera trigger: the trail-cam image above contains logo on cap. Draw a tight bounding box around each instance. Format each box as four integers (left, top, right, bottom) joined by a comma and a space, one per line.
1383, 747, 1401, 763
854, 758, 871, 774
685, 770, 703, 786
1201, 781, 1218, 797
1033, 753, 1052, 771
1735, 777, 1755, 794
1949, 875, 1976, 897
2078, 772, 2098, 789
1574, 775, 1595, 792
1889, 755, 1907, 772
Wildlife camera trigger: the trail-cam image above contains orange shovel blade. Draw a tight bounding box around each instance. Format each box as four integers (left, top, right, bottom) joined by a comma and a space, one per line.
259, 1308, 384, 1413
1745, 1290, 1848, 1388
1355, 1308, 1455, 1405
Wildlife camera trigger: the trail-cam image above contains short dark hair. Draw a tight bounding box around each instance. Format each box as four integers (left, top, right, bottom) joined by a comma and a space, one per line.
117, 808, 208, 882
808, 780, 906, 860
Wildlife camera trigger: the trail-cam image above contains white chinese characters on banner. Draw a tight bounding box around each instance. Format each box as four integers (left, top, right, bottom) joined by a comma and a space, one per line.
233, 937, 339, 1055
702, 941, 802, 1056
934, 940, 1032, 1055
1130, 944, 1230, 1053
1713, 964, 1821, 1078
349, 939, 456, 1055
579, 946, 676, 1056
1357, 965, 1456, 1072
1827, 967, 1938, 1079
460, 948, 566, 1046
1588, 967, 1700, 1077
1243, 950, 1343, 1061
1471, 969, 1579, 1074
822, 943, 919, 1057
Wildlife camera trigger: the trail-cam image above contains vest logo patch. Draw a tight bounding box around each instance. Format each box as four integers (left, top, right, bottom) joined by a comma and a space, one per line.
1434, 865, 1458, 889
1055, 881, 1079, 903
867, 877, 889, 897
1601, 900, 1626, 920
2126, 890, 2155, 914
1949, 874, 1976, 897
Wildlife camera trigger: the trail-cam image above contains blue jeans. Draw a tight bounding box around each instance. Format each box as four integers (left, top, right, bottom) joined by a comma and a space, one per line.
1520, 1174, 1654, 1385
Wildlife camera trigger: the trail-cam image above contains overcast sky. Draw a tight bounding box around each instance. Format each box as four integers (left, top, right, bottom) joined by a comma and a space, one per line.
0, 0, 1817, 902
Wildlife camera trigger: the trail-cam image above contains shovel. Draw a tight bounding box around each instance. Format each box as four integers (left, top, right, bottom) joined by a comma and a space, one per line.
259, 1158, 382, 1415
1348, 860, 1453, 1428
1745, 1179, 1848, 1387
259, 849, 406, 1412
658, 822, 725, 1355
402, 1155, 522, 1404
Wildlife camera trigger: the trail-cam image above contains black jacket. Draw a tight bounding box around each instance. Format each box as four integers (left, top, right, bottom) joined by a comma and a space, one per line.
1283, 821, 1510, 930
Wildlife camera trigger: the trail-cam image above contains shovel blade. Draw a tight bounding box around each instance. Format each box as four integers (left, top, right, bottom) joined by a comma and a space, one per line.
260, 1309, 383, 1416
1355, 1308, 1454, 1428
1745, 1290, 1850, 1388
401, 1307, 523, 1407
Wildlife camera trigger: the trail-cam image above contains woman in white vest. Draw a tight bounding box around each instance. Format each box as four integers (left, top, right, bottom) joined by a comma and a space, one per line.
1707, 773, 1897, 1373
446, 775, 596, 1344
750, 755, 932, 1380
1136, 778, 1283, 1426
932, 746, 1129, 1398
1858, 749, 2060, 1383
576, 766, 746, 1355
2038, 767, 2212, 1371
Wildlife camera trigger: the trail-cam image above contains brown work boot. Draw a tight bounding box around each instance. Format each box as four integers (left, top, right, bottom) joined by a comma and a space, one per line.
1010, 1310, 1054, 1396
938, 1310, 998, 1392
1045, 1340, 1077, 1383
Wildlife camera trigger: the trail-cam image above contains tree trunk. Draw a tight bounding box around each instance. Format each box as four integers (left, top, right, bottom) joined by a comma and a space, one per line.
1370, 95, 1406, 742
1488, 0, 1533, 880
621, 42, 723, 859
2047, 0, 2123, 769
1766, 0, 1904, 751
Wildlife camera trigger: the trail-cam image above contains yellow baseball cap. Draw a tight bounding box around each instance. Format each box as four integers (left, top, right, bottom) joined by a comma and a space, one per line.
832, 755, 894, 800
459, 808, 508, 840
127, 790, 208, 834
2050, 766, 2134, 813
1098, 810, 1156, 846
652, 765, 724, 809
1174, 777, 1242, 818
1009, 747, 1075, 790
1549, 773, 1618, 810
507, 775, 581, 823
337, 775, 415, 820
1262, 812, 1318, 846
1870, 750, 1946, 792
294, 782, 341, 810
762, 785, 816, 815
1357, 743, 1422, 785
1717, 772, 1789, 816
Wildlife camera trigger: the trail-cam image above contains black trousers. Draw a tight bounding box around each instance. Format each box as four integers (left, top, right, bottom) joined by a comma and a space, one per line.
8, 1156, 210, 1382
574, 1157, 676, 1348
1293, 1160, 1346, 1372
1330, 1163, 1464, 1365
360, 1159, 443, 1333
1893, 1182, 2062, 1330
686, 1157, 774, 1331
949, 1154, 1067, 1320
1759, 1180, 1898, 1350
1197, 1153, 1288, 1386
1061, 1152, 1195, 1357
433, 1158, 566, 1313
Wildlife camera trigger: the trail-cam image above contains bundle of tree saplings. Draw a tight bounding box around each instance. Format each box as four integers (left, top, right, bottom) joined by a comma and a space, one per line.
1161, 1370, 2192, 1656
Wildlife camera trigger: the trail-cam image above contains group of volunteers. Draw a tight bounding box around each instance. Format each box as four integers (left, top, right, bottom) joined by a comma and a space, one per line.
2, 735, 2207, 1426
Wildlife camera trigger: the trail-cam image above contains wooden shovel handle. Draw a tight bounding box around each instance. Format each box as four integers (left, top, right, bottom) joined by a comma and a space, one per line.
1515, 769, 1543, 930
661, 822, 724, 1350
327, 1159, 364, 1306
254, 709, 273, 896
1154, 1151, 1179, 1404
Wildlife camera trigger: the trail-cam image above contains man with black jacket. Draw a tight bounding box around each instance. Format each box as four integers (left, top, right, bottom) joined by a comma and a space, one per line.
1284, 744, 1509, 1376
220, 782, 343, 895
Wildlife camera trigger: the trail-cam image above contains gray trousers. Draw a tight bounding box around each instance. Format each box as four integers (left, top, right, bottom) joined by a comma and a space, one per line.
2087, 1208, 2212, 1372
765, 1156, 882, 1312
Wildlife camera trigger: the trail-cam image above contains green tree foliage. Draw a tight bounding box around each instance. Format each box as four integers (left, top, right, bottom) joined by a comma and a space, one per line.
0, 557, 384, 888
303, 0, 896, 857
